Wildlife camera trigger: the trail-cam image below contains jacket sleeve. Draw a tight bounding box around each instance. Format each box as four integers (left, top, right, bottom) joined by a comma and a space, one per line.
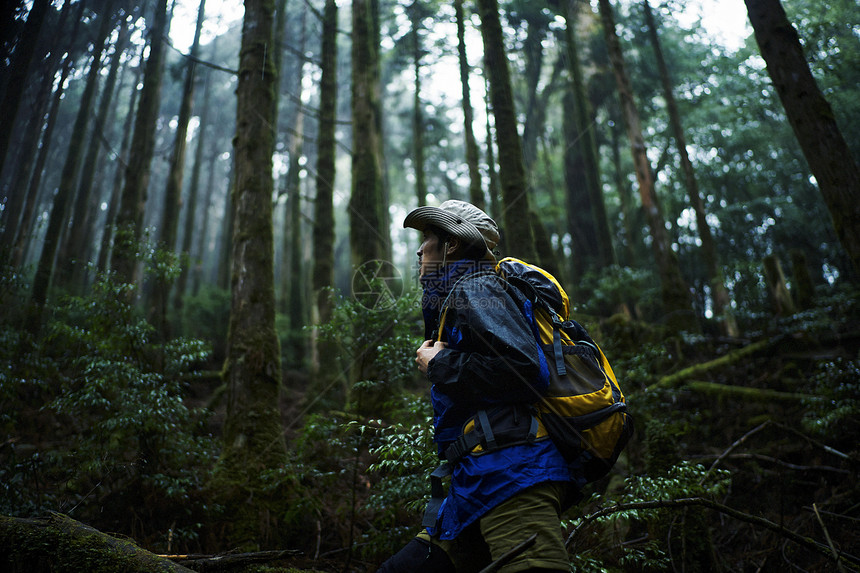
426, 276, 549, 405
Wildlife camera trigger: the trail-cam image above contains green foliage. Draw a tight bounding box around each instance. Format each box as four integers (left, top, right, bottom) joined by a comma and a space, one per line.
578, 265, 660, 319
0, 270, 216, 548
802, 358, 860, 438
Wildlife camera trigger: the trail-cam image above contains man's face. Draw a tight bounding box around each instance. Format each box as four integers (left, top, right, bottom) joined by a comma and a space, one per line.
417, 230, 445, 278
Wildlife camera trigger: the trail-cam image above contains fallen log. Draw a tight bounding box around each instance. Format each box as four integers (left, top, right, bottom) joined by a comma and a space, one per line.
651, 337, 774, 389
159, 549, 303, 571
0, 512, 195, 573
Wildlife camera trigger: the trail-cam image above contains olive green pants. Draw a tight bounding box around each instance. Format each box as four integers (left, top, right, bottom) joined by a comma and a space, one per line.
417, 482, 571, 573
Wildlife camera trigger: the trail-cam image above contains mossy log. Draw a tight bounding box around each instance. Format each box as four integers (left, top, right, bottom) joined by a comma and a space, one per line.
0, 512, 195, 573
685, 380, 821, 402
651, 338, 774, 389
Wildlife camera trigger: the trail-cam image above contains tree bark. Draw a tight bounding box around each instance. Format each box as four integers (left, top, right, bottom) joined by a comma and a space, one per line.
31, 3, 115, 312
597, 0, 696, 332
0, 513, 195, 573
111, 0, 169, 287
0, 0, 49, 180
410, 0, 427, 208
455, 0, 484, 210
745, 0, 860, 277
220, 0, 286, 483
476, 0, 536, 261
350, 0, 386, 266
62, 16, 130, 293
97, 57, 143, 275
563, 0, 615, 271
642, 0, 736, 336
763, 254, 796, 316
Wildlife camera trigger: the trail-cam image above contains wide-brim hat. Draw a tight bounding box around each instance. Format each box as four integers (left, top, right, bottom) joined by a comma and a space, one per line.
403, 199, 500, 259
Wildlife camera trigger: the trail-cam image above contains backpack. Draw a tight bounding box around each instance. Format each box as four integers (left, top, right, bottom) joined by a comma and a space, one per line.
441, 257, 633, 485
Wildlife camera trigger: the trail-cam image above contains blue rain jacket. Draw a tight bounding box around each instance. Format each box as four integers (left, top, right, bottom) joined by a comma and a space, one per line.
421, 260, 575, 540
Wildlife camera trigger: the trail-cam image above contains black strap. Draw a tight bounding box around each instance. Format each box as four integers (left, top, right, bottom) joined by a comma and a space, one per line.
422, 462, 452, 528
477, 409, 496, 451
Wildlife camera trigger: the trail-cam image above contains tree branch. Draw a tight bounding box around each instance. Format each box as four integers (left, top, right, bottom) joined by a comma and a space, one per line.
565, 498, 860, 570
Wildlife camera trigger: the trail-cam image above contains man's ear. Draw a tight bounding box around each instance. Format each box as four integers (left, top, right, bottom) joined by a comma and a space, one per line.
446, 237, 461, 256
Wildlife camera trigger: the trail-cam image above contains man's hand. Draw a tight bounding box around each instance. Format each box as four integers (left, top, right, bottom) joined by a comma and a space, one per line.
416, 340, 447, 374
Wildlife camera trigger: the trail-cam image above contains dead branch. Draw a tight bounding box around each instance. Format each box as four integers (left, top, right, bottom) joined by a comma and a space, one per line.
564, 498, 860, 570
159, 549, 303, 571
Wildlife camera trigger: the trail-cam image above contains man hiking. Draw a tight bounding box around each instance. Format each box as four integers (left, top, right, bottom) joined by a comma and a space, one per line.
377, 200, 583, 573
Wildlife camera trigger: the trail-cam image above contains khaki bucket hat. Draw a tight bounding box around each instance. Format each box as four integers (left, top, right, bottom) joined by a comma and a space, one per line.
403, 200, 500, 260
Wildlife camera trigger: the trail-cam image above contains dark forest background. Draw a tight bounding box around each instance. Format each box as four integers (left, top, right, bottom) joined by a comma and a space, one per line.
1, 0, 858, 571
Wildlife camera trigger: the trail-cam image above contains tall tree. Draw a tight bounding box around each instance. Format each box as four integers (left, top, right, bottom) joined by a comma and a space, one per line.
111, 0, 170, 287
31, 3, 116, 312
0, 0, 73, 262
408, 0, 428, 207
350, 0, 386, 266
97, 58, 143, 275
175, 46, 215, 322
642, 0, 736, 335
597, 0, 695, 331
475, 0, 536, 260
745, 0, 860, 276
454, 0, 484, 209
62, 14, 132, 292
149, 0, 207, 337
562, 0, 615, 271
218, 0, 287, 523
310, 0, 340, 401
0, 0, 49, 180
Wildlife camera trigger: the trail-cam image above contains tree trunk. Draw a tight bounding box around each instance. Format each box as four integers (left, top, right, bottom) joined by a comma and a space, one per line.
455, 0, 484, 210
410, 0, 427, 207
0, 513, 195, 573
350, 0, 386, 266
763, 254, 796, 317
476, 0, 535, 261
597, 0, 696, 332
563, 0, 615, 271
62, 17, 130, 293
31, 4, 115, 312
308, 0, 344, 409
219, 0, 287, 499
97, 57, 143, 275
484, 81, 501, 223
745, 0, 860, 277
175, 48, 215, 322
0, 0, 49, 180
111, 0, 169, 288
313, 0, 338, 326
790, 249, 815, 311
0, 12, 67, 262
642, 0, 737, 336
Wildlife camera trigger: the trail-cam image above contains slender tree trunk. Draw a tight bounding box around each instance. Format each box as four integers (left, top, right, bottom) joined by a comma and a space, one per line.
609, 115, 637, 267
175, 51, 214, 321
410, 0, 427, 207
597, 0, 696, 331
745, 0, 860, 277
62, 17, 130, 293
0, 0, 49, 180
217, 0, 287, 541
313, 0, 337, 326
476, 0, 535, 260
111, 0, 169, 288
9, 46, 78, 270
643, 0, 736, 336
563, 0, 615, 270
191, 150, 218, 296
454, 0, 483, 210
31, 4, 115, 312
484, 79, 501, 223
562, 89, 598, 283
308, 0, 341, 404
0, 26, 66, 260
148, 0, 206, 338
97, 59, 143, 275
350, 0, 386, 266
